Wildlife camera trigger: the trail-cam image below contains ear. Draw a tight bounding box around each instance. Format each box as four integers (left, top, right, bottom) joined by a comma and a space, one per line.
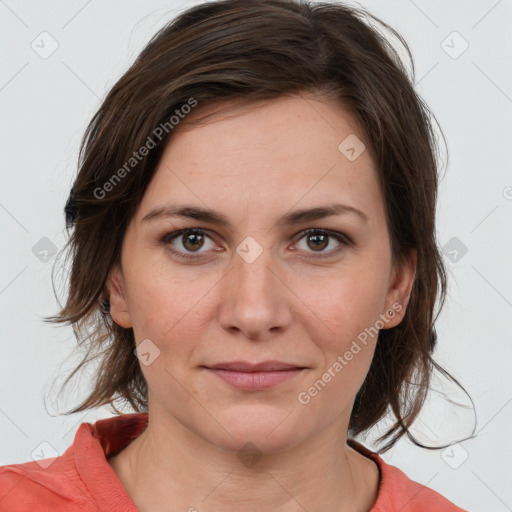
105, 264, 133, 328
381, 248, 417, 329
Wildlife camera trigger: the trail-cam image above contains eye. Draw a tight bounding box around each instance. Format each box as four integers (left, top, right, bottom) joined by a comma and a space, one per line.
293, 228, 351, 259
160, 227, 351, 260
160, 228, 219, 260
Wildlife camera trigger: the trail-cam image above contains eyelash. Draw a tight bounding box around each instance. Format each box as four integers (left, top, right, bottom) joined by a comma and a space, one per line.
159, 228, 352, 261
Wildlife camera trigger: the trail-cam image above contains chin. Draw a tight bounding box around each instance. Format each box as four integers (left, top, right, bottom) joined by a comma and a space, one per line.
200, 405, 311, 456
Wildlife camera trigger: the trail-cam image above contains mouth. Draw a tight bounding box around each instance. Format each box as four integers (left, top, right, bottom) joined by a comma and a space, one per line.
204, 360, 308, 372
202, 361, 308, 391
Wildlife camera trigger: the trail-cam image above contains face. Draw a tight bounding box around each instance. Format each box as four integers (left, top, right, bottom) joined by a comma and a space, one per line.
107, 93, 416, 454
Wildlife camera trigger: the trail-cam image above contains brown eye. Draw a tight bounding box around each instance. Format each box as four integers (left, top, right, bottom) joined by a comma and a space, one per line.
295, 228, 351, 259
182, 231, 205, 251
305, 232, 329, 251
161, 227, 351, 261
161, 228, 217, 259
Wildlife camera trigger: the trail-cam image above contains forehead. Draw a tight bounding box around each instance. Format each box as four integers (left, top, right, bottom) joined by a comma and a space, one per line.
136, 94, 383, 227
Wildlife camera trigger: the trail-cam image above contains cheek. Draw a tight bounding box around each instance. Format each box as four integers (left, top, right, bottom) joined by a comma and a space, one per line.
296, 279, 384, 415
125, 259, 216, 356
298, 264, 388, 380
307, 264, 388, 339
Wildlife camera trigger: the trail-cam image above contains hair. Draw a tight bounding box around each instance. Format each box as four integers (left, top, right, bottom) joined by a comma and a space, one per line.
46, 0, 474, 452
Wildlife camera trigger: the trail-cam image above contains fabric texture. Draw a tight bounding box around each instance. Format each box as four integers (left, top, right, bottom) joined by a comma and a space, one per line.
0, 412, 467, 511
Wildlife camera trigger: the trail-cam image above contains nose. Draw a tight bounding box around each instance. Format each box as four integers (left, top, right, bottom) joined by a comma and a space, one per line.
217, 240, 293, 340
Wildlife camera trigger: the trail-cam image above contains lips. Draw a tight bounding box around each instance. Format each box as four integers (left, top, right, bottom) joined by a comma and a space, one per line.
204, 363, 306, 391
205, 361, 306, 372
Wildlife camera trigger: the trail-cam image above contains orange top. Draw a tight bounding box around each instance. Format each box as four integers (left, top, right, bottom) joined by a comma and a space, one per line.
0, 413, 466, 511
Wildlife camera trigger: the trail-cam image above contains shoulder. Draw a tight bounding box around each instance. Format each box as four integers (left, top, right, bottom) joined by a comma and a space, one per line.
0, 413, 147, 512
0, 454, 94, 511
347, 439, 467, 512
374, 460, 467, 511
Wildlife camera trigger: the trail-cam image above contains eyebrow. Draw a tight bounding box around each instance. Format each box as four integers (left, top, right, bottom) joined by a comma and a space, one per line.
141, 202, 368, 229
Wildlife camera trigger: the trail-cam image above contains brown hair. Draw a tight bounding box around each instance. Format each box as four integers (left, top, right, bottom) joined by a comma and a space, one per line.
46, 0, 473, 452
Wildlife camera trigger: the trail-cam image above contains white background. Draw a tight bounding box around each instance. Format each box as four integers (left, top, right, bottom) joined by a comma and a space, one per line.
1, 1, 511, 510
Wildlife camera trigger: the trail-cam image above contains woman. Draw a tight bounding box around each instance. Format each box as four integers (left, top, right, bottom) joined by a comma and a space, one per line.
0, 0, 470, 510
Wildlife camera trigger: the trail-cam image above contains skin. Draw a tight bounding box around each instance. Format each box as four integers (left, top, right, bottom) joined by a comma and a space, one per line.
106, 93, 416, 512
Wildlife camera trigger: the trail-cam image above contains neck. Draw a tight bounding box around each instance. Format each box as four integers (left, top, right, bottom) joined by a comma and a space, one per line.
108, 404, 380, 512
